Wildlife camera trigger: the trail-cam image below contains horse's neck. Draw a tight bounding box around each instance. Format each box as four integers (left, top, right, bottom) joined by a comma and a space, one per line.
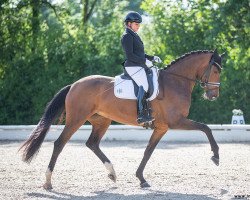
163, 53, 212, 94
167, 53, 211, 80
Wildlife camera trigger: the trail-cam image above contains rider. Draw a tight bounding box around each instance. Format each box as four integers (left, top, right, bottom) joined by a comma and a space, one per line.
121, 11, 162, 125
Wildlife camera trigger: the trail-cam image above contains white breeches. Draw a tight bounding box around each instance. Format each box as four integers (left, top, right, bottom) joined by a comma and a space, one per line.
125, 66, 148, 92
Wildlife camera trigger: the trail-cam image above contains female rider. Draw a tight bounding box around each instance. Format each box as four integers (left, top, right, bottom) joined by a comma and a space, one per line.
121, 11, 162, 125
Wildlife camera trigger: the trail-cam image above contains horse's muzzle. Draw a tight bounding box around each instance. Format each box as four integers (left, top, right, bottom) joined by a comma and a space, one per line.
203, 90, 219, 101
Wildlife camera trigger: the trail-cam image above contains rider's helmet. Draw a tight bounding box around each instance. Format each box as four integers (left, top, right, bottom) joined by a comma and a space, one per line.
124, 11, 142, 23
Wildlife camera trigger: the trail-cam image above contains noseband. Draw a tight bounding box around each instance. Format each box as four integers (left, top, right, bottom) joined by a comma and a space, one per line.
199, 56, 222, 90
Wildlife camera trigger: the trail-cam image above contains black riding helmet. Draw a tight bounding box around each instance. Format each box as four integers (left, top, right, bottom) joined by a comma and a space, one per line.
124, 11, 142, 23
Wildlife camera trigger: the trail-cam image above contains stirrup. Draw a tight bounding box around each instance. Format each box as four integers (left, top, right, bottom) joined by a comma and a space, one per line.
137, 115, 155, 125
145, 115, 155, 122
137, 117, 147, 125
143, 121, 155, 129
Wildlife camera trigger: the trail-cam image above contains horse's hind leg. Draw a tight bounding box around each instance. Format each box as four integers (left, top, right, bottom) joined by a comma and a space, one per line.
43, 120, 86, 190
86, 115, 116, 182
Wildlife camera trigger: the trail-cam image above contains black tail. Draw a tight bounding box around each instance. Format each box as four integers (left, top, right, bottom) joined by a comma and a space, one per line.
19, 85, 71, 163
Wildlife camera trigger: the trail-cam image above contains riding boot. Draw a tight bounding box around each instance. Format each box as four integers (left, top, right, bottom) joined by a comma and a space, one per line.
137, 86, 147, 124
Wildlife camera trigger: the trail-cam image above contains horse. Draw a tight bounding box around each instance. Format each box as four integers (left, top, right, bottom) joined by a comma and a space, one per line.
19, 49, 224, 189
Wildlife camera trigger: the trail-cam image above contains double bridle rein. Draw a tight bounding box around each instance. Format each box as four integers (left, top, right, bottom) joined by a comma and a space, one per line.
164, 55, 222, 90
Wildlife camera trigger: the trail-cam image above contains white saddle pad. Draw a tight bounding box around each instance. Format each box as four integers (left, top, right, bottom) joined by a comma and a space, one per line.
114, 67, 159, 101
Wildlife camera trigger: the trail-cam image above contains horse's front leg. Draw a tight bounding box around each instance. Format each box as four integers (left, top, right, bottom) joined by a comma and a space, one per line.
136, 127, 167, 188
172, 117, 219, 165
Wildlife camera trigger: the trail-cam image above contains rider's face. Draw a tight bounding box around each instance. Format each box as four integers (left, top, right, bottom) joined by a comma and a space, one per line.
128, 22, 140, 32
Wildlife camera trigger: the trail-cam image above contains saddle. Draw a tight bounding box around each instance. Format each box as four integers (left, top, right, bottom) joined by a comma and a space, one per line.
114, 67, 159, 101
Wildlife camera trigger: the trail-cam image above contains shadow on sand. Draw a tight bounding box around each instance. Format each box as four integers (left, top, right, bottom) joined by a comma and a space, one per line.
27, 187, 218, 200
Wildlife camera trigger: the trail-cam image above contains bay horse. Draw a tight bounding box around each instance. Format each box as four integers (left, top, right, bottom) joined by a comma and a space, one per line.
19, 49, 224, 189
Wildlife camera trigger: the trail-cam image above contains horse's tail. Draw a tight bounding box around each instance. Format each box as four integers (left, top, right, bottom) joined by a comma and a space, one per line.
19, 85, 71, 163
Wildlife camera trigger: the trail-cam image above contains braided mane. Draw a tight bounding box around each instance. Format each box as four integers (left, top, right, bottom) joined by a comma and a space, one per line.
163, 50, 213, 70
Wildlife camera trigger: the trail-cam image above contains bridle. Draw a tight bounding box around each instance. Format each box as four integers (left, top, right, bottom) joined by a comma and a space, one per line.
164, 55, 222, 91
199, 56, 222, 89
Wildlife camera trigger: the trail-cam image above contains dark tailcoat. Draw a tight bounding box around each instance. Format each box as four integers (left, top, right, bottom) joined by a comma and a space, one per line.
121, 28, 153, 68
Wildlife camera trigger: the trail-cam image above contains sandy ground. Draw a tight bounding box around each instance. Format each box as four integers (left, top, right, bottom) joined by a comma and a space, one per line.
0, 140, 250, 200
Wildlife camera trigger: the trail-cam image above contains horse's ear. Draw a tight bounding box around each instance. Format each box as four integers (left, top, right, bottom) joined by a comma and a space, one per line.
213, 48, 218, 55
220, 52, 226, 60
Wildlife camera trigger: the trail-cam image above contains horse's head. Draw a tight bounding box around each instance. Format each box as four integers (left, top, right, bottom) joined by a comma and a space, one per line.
200, 49, 225, 101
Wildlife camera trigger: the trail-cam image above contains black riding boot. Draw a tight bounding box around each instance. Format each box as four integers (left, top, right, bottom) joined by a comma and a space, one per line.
137, 86, 147, 124
137, 86, 154, 125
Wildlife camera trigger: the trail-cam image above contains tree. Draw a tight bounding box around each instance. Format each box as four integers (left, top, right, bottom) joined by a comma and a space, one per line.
141, 0, 249, 123
81, 0, 98, 26
1, 0, 249, 124
0, 0, 127, 124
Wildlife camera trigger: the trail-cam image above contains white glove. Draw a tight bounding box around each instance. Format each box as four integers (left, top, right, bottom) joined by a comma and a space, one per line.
145, 59, 153, 67
153, 56, 162, 63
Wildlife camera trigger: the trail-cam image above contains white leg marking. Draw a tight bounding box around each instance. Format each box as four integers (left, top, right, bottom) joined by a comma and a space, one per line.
43, 168, 53, 189
45, 168, 52, 183
104, 162, 117, 182
104, 162, 115, 174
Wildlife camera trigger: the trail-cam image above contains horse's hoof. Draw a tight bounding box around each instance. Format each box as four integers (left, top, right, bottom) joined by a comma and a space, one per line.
43, 183, 53, 190
211, 156, 219, 166
108, 173, 117, 182
140, 182, 151, 188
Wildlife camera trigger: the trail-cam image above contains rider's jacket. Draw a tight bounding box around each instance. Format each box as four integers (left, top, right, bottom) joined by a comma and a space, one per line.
121, 28, 153, 68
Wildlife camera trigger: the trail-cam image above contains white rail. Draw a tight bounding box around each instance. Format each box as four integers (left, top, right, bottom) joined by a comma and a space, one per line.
0, 125, 249, 142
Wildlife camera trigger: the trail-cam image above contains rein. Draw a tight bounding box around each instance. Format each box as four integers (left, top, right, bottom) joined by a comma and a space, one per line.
163, 56, 222, 90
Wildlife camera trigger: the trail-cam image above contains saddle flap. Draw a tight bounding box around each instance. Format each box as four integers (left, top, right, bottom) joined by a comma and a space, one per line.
114, 67, 159, 101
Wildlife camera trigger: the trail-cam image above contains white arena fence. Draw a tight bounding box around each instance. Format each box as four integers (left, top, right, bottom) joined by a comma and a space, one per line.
0, 125, 249, 142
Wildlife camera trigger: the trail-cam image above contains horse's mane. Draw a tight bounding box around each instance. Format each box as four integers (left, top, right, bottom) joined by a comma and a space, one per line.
163, 50, 213, 70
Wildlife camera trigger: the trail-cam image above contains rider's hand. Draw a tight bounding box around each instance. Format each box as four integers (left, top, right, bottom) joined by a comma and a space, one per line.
145, 59, 153, 67
153, 56, 162, 63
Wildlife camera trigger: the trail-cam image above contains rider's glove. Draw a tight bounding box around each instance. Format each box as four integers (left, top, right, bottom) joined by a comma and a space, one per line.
153, 56, 162, 63
145, 59, 153, 67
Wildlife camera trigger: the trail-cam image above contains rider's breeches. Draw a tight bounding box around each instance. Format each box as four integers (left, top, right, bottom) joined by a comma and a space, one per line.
125, 66, 148, 92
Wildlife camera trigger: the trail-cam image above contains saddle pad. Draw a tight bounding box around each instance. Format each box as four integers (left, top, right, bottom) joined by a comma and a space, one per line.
114, 67, 159, 101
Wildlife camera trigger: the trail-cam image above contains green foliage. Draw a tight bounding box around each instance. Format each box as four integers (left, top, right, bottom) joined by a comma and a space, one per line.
142, 0, 249, 124
0, 0, 249, 124
0, 0, 125, 124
